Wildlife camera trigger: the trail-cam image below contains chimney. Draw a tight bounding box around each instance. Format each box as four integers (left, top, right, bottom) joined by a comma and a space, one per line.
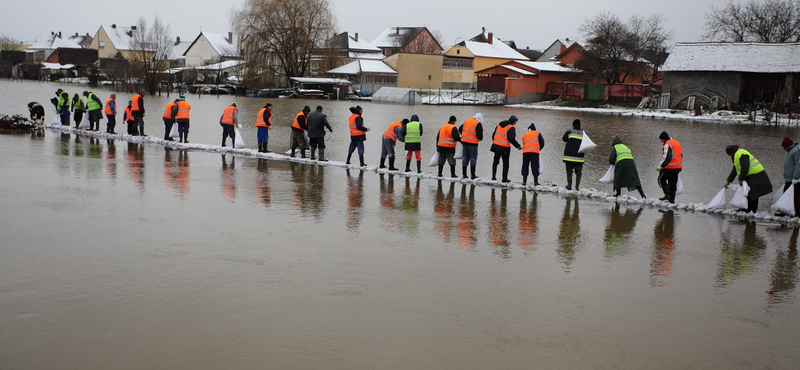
75, 32, 79, 37
131, 25, 137, 31
58, 32, 62, 38
488, 32, 493, 44
111, 24, 116, 29
354, 33, 358, 42
175, 36, 181, 45
566, 37, 570, 42
396, 27, 400, 35
228, 32, 233, 43
51, 31, 55, 36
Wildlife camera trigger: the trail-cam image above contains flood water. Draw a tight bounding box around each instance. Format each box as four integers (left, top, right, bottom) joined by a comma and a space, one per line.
1, 80, 799, 369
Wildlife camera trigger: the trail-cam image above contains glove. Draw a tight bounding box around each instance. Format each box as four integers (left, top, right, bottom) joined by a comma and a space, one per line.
238, 124, 242, 128
793, 179, 798, 184
655, 166, 662, 171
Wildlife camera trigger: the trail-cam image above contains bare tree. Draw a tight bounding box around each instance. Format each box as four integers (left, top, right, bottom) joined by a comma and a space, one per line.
129, 16, 174, 94
704, 0, 800, 42
0, 33, 23, 52
397, 27, 444, 55
576, 12, 671, 83
232, 0, 337, 86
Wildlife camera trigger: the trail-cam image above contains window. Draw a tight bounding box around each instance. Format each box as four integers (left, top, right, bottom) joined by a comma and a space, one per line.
99, 41, 105, 49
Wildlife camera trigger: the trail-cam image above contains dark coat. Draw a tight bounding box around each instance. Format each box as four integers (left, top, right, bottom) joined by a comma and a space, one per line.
307, 109, 331, 138
727, 151, 773, 199
609, 136, 642, 191
490, 120, 521, 153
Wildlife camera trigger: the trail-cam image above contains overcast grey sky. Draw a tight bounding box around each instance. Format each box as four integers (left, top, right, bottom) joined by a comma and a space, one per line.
2, 0, 725, 50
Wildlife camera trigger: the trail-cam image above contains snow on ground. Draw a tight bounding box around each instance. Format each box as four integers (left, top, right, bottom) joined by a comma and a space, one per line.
41, 121, 800, 226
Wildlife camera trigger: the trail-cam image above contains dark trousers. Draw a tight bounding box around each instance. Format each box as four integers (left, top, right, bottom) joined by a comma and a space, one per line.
309, 136, 325, 149
521, 152, 540, 176
164, 119, 174, 140
73, 110, 83, 127
127, 121, 138, 135
492, 150, 510, 180
659, 170, 679, 202
565, 161, 583, 189
60, 106, 70, 125
221, 124, 235, 146
106, 115, 116, 133
134, 115, 145, 135
783, 182, 800, 216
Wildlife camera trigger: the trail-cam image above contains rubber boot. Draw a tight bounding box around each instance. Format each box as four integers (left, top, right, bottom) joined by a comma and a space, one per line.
575, 173, 582, 191
437, 163, 444, 177
300, 149, 307, 159
359, 154, 366, 167
450, 164, 456, 178
470, 166, 476, 179
522, 175, 528, 185
346, 152, 352, 164
492, 163, 498, 181
380, 157, 386, 169
637, 186, 646, 198
310, 147, 316, 160
388, 158, 397, 171
416, 160, 422, 173
318, 148, 327, 161
222, 138, 227, 147
462, 166, 468, 179
566, 170, 573, 190
405, 159, 411, 172
502, 166, 510, 183
264, 142, 270, 153
183, 133, 188, 143
534, 175, 539, 186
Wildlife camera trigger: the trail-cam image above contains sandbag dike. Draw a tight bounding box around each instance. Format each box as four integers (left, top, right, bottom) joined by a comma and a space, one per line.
41, 121, 800, 227
0, 115, 40, 131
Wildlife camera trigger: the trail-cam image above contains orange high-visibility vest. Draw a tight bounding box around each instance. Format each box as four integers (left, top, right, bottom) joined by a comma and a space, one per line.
382, 121, 403, 142
522, 130, 541, 153
292, 111, 306, 131
349, 114, 365, 137
438, 123, 456, 148
175, 101, 190, 120
255, 107, 271, 128
131, 94, 142, 112
163, 102, 176, 119
492, 123, 511, 147
104, 97, 115, 115
664, 139, 683, 169
125, 107, 134, 122
461, 117, 480, 144
221, 105, 238, 125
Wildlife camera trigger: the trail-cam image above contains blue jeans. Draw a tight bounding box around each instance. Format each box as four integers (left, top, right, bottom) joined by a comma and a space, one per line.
106, 115, 116, 133
257, 127, 269, 143
309, 136, 325, 149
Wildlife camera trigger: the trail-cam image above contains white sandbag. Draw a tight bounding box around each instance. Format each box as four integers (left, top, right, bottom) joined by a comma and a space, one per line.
730, 181, 750, 210
454, 144, 463, 160
599, 165, 615, 184
234, 127, 245, 148
770, 184, 785, 205
428, 151, 439, 167
538, 155, 544, 175
78, 112, 89, 129
707, 188, 727, 210
169, 122, 179, 138
577, 132, 596, 153
51, 108, 61, 125
772, 184, 795, 215
676, 174, 684, 195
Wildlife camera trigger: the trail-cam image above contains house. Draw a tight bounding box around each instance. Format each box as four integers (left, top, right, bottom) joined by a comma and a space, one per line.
535, 38, 576, 62
327, 59, 397, 94
69, 33, 93, 48
27, 32, 82, 63
661, 42, 800, 108
183, 32, 239, 67
474, 60, 581, 103
553, 42, 585, 68
501, 39, 542, 62
330, 32, 384, 61
88, 24, 146, 60
443, 31, 529, 83
371, 27, 443, 57
382, 52, 473, 90
168, 36, 193, 68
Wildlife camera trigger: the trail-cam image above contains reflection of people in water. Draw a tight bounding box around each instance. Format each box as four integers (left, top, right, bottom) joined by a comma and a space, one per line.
518, 191, 538, 253
716, 221, 767, 287
433, 180, 455, 243
105, 139, 117, 181
488, 188, 511, 259
767, 228, 799, 308
400, 177, 421, 236
603, 203, 642, 260
176, 151, 189, 196
73, 134, 84, 157
457, 184, 478, 251
346, 169, 364, 231
255, 158, 271, 205
651, 210, 677, 287
125, 142, 145, 192
306, 165, 325, 220
88, 136, 102, 159
290, 161, 308, 212
221, 154, 236, 202
163, 148, 189, 196
557, 197, 581, 270
379, 173, 398, 233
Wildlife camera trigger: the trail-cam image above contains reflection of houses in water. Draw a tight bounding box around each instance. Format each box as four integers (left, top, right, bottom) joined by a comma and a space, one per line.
221, 154, 236, 202
603, 204, 642, 261
557, 197, 581, 271
488, 189, 510, 259
456, 184, 478, 251
518, 192, 538, 254
651, 210, 678, 287
433, 181, 456, 244
346, 169, 364, 231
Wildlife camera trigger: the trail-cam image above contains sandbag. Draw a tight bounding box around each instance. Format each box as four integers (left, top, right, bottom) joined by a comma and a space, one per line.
676, 174, 684, 195
730, 181, 750, 210
454, 144, 463, 160
169, 123, 179, 138
599, 165, 615, 184
578, 132, 596, 153
428, 151, 439, 167
538, 155, 544, 175
707, 188, 727, 210
234, 127, 245, 148
770, 184, 785, 205
51, 109, 61, 125
772, 184, 795, 215
78, 112, 89, 129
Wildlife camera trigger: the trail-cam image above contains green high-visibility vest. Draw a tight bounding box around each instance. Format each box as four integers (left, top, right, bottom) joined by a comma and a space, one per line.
405, 121, 421, 143
614, 143, 633, 163
87, 93, 101, 111
733, 149, 764, 177
57, 91, 69, 109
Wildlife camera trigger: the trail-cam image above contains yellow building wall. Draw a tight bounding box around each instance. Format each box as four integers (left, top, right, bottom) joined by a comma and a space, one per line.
444, 45, 517, 82
387, 53, 444, 90
88, 27, 120, 59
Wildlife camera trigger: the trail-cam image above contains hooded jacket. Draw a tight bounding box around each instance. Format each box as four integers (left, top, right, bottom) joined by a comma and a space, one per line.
784, 142, 800, 183
490, 119, 520, 153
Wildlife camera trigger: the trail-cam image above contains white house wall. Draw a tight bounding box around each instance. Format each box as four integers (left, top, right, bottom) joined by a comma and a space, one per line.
184, 35, 222, 67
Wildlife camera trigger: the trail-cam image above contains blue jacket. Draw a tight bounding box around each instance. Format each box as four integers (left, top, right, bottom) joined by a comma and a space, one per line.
784, 143, 800, 183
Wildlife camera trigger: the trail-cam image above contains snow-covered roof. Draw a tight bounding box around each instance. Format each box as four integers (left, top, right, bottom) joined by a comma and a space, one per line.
348, 34, 382, 53
290, 77, 352, 84
197, 32, 238, 57
169, 41, 192, 60
192, 60, 243, 70
461, 40, 529, 60
499, 65, 535, 76
349, 51, 385, 60
371, 27, 424, 48
100, 25, 137, 51
516, 61, 578, 73
327, 60, 397, 75
29, 35, 82, 50
662, 42, 800, 73
41, 62, 75, 70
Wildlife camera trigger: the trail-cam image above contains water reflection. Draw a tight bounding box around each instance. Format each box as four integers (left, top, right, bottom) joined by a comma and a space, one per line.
58, 133, 70, 156
488, 189, 510, 259
255, 158, 271, 206
346, 169, 364, 231
379, 173, 398, 233
716, 221, 767, 287
221, 154, 236, 202
518, 191, 539, 254
603, 204, 642, 261
651, 210, 678, 287
433, 180, 455, 243
558, 197, 581, 271
767, 228, 799, 308
88, 137, 102, 159
400, 177, 421, 236
290, 162, 325, 219
105, 139, 117, 181
163, 148, 190, 197
125, 142, 145, 193
456, 184, 478, 251
73, 135, 84, 157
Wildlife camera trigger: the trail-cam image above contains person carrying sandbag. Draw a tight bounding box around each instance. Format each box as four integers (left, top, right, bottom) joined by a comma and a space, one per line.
780, 137, 800, 216
609, 136, 646, 198
724, 145, 773, 213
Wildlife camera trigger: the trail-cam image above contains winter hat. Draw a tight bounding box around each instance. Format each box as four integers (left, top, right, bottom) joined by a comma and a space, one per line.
782, 136, 793, 147
725, 145, 739, 155
449, 115, 457, 123
572, 119, 581, 129
659, 131, 670, 140
474, 113, 483, 122
410, 114, 419, 122
528, 123, 536, 130
509, 115, 518, 123
179, 94, 185, 100
402, 118, 409, 124
303, 105, 311, 112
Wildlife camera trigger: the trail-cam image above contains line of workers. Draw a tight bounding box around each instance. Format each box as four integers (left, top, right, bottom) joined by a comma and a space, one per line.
31, 92, 795, 216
